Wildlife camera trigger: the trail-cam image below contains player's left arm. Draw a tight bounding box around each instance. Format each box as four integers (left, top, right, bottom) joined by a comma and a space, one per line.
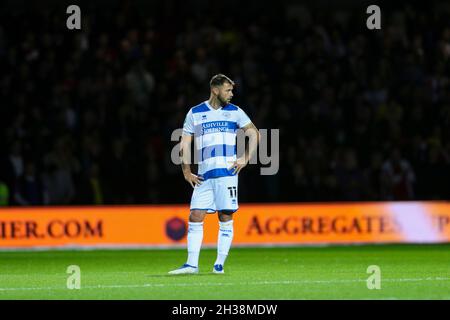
230, 122, 260, 175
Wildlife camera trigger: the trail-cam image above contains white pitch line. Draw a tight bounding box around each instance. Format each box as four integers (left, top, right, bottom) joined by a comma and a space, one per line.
0, 277, 449, 292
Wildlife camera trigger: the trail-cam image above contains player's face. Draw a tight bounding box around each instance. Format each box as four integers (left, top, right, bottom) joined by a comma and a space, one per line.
217, 83, 234, 105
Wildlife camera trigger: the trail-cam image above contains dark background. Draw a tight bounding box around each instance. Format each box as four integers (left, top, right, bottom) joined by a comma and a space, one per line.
0, 0, 449, 206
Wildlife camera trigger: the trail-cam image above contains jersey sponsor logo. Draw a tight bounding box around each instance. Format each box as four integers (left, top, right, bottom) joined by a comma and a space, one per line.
202, 121, 232, 129
196, 121, 237, 135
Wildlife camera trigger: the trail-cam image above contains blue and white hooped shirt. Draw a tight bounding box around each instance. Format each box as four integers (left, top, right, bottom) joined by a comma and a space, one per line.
182, 100, 252, 180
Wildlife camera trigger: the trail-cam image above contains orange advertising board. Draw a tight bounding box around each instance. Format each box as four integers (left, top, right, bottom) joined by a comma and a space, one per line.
0, 202, 449, 249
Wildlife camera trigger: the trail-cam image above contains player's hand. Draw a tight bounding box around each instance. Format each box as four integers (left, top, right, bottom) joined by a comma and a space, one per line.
228, 157, 248, 175
183, 172, 204, 188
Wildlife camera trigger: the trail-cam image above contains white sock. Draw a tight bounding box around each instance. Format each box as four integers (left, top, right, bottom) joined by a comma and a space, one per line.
215, 220, 234, 266
186, 222, 203, 267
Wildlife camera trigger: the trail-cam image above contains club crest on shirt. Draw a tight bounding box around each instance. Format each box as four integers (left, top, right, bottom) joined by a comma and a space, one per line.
202, 115, 207, 120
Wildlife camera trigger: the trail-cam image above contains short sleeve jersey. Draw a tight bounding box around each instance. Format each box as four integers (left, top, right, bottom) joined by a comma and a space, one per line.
183, 100, 252, 180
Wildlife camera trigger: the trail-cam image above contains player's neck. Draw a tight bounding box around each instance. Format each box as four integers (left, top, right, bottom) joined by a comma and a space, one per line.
208, 97, 225, 110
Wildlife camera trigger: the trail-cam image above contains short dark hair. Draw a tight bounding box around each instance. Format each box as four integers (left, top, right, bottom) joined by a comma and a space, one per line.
210, 74, 235, 87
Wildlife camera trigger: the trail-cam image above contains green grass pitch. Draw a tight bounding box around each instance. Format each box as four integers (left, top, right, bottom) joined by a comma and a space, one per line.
0, 244, 449, 299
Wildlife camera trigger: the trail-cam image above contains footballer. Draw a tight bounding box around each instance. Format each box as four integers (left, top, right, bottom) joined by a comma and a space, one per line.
169, 74, 259, 274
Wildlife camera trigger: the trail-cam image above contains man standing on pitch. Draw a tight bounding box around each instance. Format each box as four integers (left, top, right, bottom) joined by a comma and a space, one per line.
169, 74, 259, 274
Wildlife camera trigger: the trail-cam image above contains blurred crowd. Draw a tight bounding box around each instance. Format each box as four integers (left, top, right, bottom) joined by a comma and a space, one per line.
0, 0, 449, 206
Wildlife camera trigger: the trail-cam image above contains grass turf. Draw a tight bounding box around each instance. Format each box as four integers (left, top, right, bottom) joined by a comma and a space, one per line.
0, 244, 449, 299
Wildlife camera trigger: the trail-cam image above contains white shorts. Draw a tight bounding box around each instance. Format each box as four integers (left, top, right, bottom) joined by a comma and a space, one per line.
190, 175, 238, 213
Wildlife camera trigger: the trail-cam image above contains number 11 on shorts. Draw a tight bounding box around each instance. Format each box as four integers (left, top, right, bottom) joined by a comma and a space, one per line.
227, 187, 237, 198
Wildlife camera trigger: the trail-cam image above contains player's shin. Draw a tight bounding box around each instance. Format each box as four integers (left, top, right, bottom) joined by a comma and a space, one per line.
215, 220, 234, 266
186, 222, 204, 267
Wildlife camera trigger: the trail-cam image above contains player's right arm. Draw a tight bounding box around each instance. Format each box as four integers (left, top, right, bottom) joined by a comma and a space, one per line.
181, 110, 204, 188
180, 134, 203, 188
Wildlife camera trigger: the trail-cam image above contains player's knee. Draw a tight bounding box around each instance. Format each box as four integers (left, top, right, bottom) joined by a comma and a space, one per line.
218, 211, 234, 222
189, 210, 206, 222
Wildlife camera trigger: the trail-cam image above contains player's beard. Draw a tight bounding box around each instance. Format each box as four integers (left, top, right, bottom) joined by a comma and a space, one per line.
218, 95, 229, 106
